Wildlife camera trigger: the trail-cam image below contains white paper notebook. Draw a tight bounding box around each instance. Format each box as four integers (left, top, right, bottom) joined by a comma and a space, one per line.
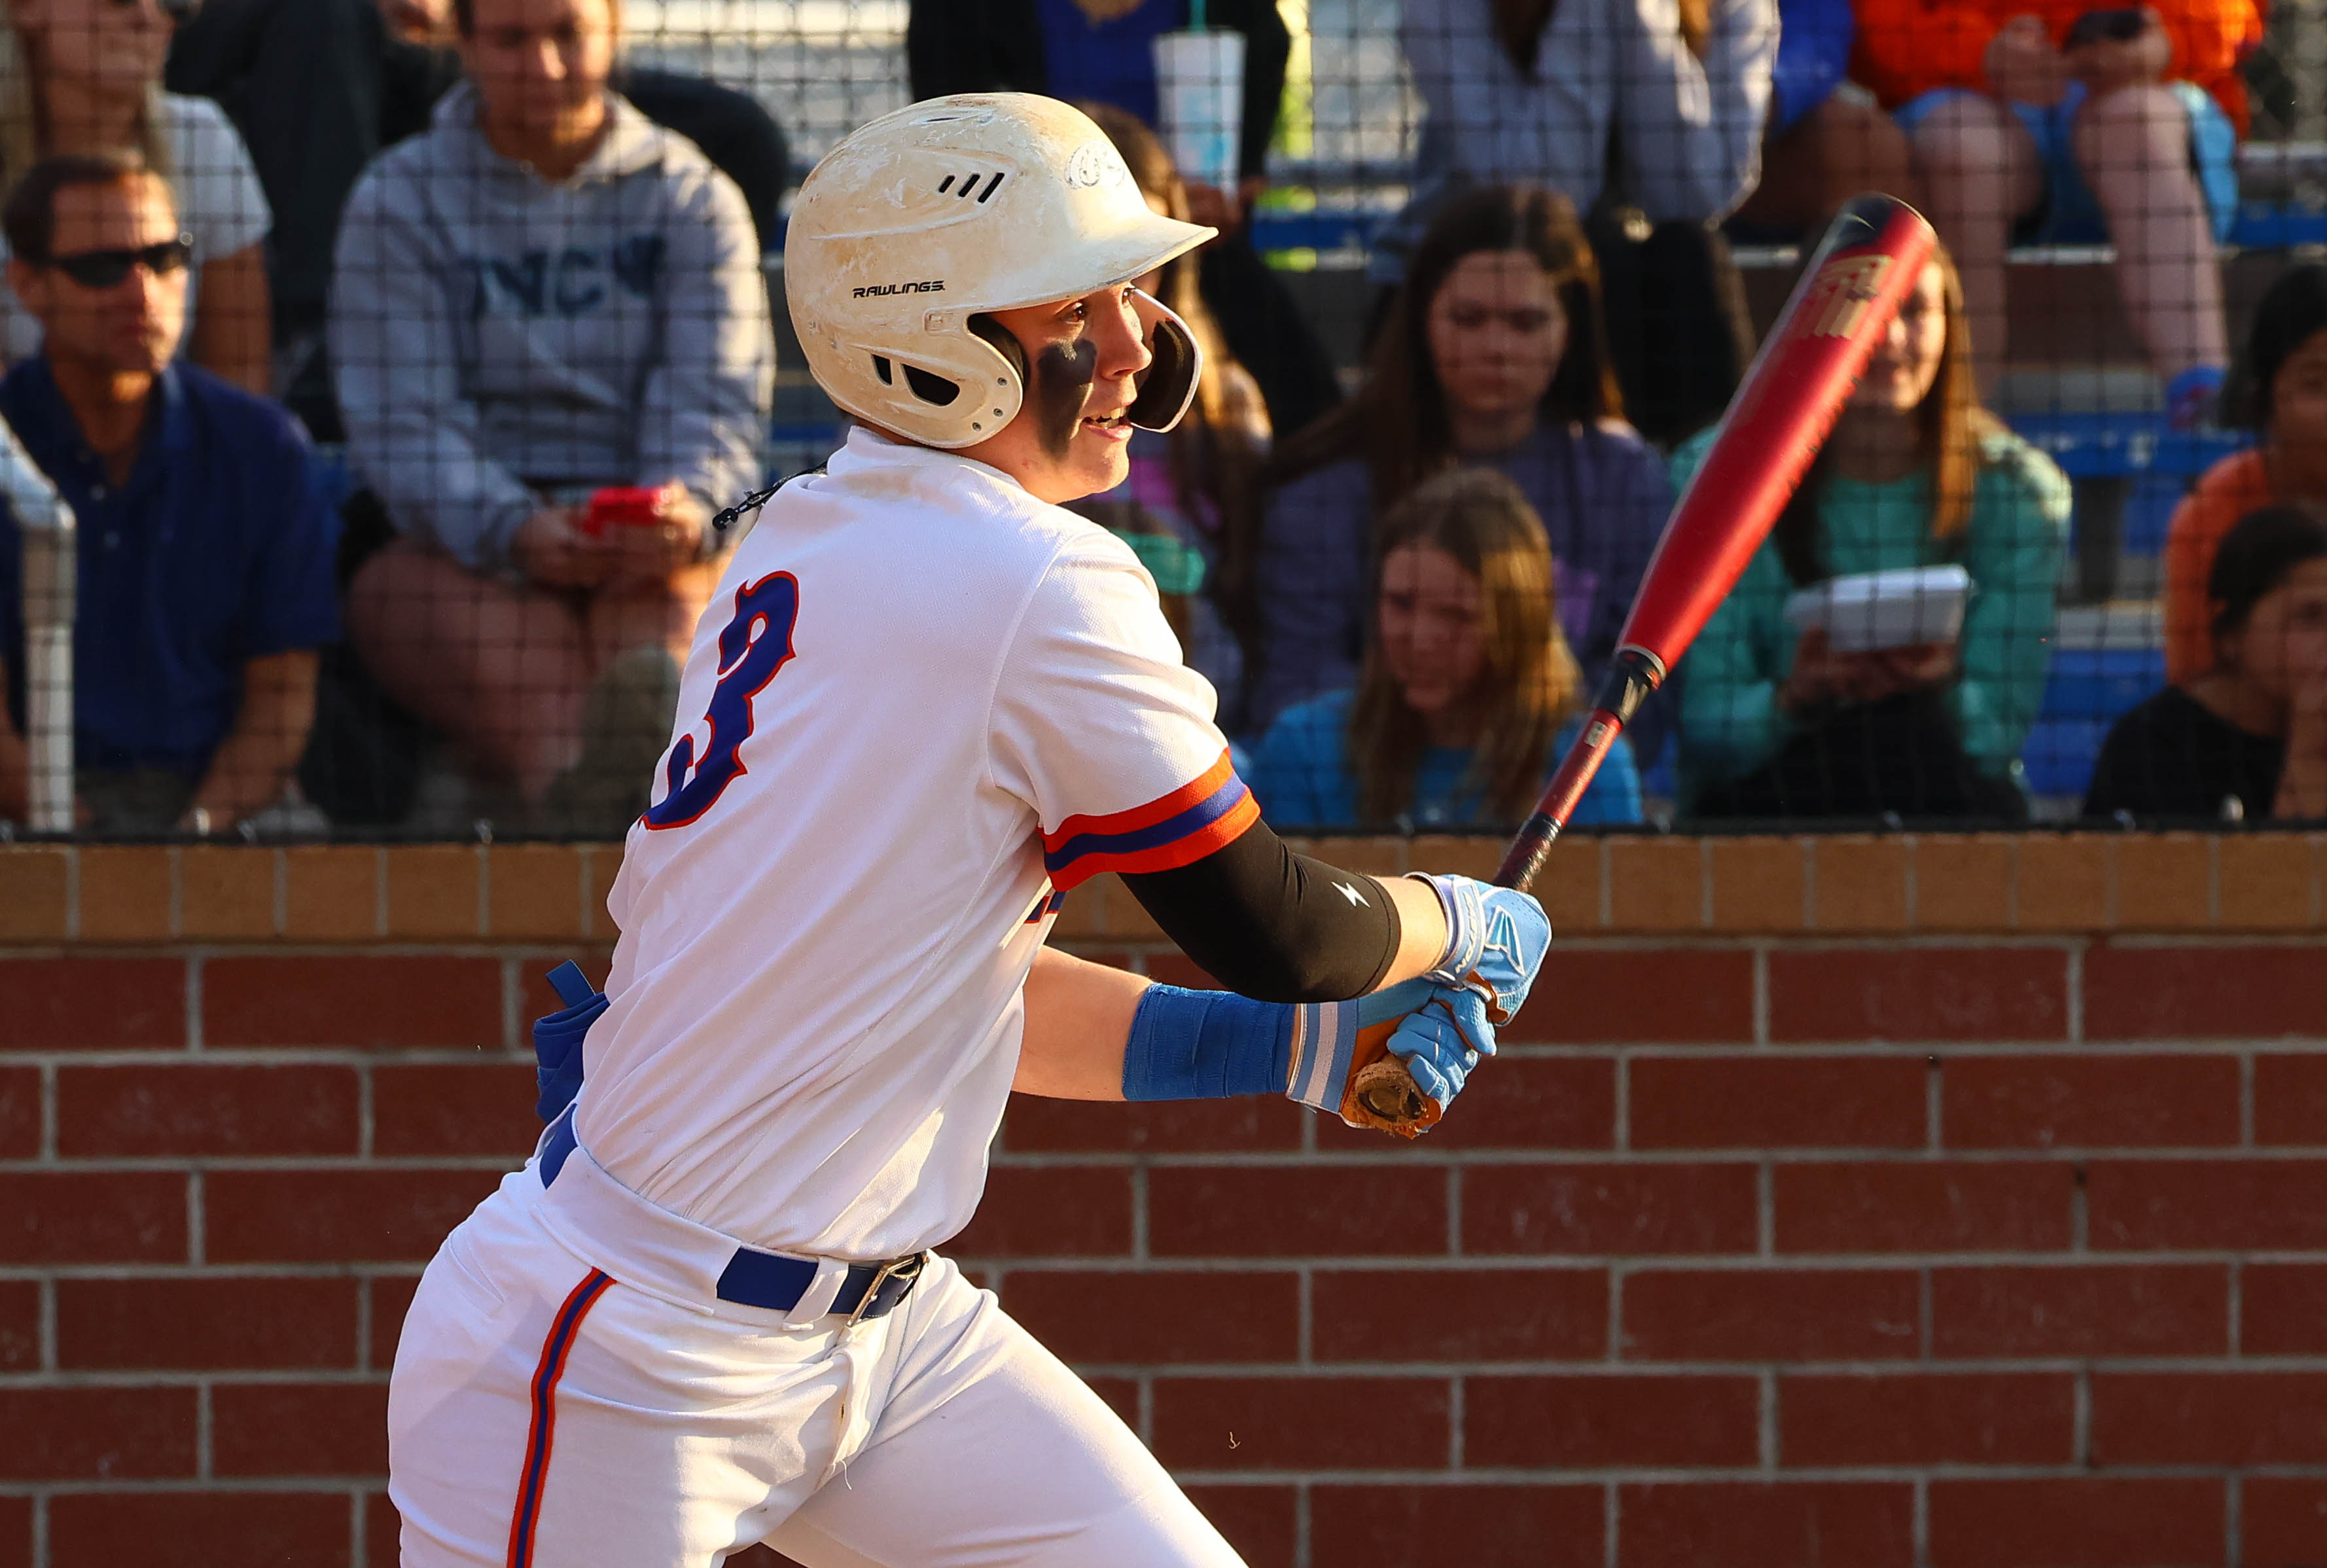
1783, 564, 1974, 653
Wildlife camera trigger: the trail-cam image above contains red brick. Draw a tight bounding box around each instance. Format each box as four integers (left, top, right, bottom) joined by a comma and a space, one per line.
1083, 1374, 1139, 1428
2091, 1372, 2327, 1463
2087, 1160, 2327, 1249
2084, 944, 2327, 1041
1181, 1487, 1294, 1568
203, 954, 504, 1048
1148, 1166, 1447, 1257
1418, 1056, 1616, 1150
370, 1274, 423, 1370
2243, 1262, 2327, 1353
1141, 951, 1223, 989
373, 1061, 541, 1156
0, 1497, 25, 1568
56, 1275, 357, 1370
0, 957, 183, 1048
1931, 1264, 2227, 1357
1311, 1485, 1603, 1568
1927, 1478, 2223, 1568
1150, 1376, 1449, 1469
1618, 1482, 1913, 1568
1778, 1374, 2075, 1466
213, 1381, 390, 1475
0, 1387, 195, 1478
1509, 950, 1754, 1044
56, 1063, 357, 1157
0, 1171, 185, 1262
1313, 1267, 1607, 1361
0, 1282, 33, 1371
48, 1492, 351, 1568
1468, 1374, 1758, 1467
1773, 1162, 2073, 1253
1002, 1270, 1296, 1363
1462, 1164, 1758, 1255
365, 1494, 403, 1568
1622, 1269, 1921, 1362
948, 1167, 1132, 1258
2245, 1478, 2327, 1568
2253, 1055, 2327, 1144
1768, 948, 2068, 1044
1942, 1055, 2241, 1149
999, 1094, 1304, 1153
1629, 1058, 1926, 1149
514, 954, 612, 1005
0, 1068, 34, 1158
204, 1167, 499, 1263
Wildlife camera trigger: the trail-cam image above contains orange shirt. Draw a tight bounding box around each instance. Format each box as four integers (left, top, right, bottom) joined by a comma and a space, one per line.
2163, 447, 2275, 683
1851, 0, 2264, 129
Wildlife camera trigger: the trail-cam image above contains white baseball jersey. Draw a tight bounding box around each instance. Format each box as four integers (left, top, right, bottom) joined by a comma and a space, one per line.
582, 427, 1257, 1260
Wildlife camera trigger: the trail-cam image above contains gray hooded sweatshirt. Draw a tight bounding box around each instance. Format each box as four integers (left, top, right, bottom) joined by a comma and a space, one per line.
330, 82, 772, 573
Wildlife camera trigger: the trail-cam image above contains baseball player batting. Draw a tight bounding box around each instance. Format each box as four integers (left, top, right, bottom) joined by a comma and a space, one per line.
385, 94, 1550, 1568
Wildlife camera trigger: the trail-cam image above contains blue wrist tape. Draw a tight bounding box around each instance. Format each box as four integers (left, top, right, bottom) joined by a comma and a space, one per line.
1122, 984, 1292, 1102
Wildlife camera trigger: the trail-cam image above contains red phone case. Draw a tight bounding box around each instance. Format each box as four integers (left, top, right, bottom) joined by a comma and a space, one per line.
578, 486, 664, 537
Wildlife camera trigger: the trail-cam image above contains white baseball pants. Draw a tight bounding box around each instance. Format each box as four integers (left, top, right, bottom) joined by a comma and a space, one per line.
387, 1147, 1243, 1568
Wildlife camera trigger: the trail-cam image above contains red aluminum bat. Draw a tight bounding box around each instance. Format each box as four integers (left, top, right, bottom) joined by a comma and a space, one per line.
1352, 193, 1938, 1131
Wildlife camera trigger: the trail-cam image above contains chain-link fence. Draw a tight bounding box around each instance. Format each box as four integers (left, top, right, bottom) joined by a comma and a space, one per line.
1, 0, 2320, 841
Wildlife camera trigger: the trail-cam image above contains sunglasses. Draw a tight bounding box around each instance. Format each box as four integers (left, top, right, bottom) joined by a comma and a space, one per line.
43, 237, 194, 290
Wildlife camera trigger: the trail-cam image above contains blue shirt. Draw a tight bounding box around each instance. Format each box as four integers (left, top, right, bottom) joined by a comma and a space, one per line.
1249, 689, 1643, 830
1036, 0, 1187, 130
0, 359, 340, 775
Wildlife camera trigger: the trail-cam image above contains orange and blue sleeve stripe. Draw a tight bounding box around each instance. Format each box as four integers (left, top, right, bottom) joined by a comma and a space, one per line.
1042, 750, 1260, 891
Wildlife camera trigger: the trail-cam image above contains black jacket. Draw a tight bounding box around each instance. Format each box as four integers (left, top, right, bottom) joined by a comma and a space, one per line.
906, 0, 1289, 182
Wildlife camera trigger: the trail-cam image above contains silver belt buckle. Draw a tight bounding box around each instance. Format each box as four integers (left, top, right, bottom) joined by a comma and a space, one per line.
844, 1251, 925, 1326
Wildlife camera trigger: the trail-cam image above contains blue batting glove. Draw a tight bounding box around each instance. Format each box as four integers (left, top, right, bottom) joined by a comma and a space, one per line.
1408, 874, 1552, 1024
1382, 983, 1498, 1106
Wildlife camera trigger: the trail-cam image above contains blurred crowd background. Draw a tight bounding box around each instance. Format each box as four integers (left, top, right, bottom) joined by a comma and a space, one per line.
1, 0, 2324, 842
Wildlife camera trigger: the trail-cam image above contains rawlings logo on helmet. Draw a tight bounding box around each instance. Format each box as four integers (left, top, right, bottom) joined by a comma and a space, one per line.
852, 280, 947, 298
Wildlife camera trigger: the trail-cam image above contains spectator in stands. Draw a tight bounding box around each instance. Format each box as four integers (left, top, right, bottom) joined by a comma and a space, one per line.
0, 155, 334, 832
329, 0, 772, 834
1856, 0, 2261, 417
165, 0, 789, 439
1251, 467, 1641, 829
1677, 245, 2070, 817
1729, 0, 1921, 234
1071, 104, 1271, 726
1246, 186, 1672, 761
2163, 263, 2327, 683
0, 0, 272, 393
906, 0, 1344, 438
1387, 0, 1779, 443
2086, 503, 2327, 821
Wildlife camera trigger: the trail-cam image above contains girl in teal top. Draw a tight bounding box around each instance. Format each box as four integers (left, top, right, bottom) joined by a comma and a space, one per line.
1672, 247, 2070, 817
1250, 467, 1643, 830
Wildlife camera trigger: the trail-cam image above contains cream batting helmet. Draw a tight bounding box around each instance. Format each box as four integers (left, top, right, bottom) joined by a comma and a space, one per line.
785, 93, 1218, 448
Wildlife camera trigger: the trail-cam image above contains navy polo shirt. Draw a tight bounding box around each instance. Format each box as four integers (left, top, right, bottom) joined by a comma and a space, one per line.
0, 358, 340, 777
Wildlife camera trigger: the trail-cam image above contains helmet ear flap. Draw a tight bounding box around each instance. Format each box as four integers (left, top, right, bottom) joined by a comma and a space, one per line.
968, 315, 1029, 385
1126, 290, 1203, 433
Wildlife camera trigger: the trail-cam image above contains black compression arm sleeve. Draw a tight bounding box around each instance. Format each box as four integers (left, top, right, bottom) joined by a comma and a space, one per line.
1116, 820, 1402, 1004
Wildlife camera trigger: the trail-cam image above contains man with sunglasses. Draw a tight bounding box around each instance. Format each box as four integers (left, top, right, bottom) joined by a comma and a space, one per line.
0, 153, 336, 832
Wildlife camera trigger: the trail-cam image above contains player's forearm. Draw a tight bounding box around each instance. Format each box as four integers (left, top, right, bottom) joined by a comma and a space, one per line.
1014, 946, 1150, 1100
1377, 875, 1452, 989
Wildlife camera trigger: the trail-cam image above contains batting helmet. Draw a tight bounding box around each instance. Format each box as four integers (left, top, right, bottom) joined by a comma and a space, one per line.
785, 94, 1217, 449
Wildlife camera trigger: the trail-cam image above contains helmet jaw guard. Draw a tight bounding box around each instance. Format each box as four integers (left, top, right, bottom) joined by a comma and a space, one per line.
1125, 289, 1203, 434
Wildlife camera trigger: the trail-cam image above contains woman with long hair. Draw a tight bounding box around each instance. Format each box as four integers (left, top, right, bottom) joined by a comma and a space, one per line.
1242, 185, 1673, 758
1072, 103, 1270, 720
0, 0, 270, 390
1677, 245, 2070, 818
1249, 467, 1640, 829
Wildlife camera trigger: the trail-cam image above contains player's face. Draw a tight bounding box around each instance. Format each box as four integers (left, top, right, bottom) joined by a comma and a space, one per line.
1378, 543, 1488, 721
2220, 557, 2327, 719
1853, 261, 1949, 413
1426, 250, 1568, 432
968, 285, 1154, 505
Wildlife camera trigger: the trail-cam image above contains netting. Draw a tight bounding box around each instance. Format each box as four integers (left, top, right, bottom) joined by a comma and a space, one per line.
0, 0, 2319, 840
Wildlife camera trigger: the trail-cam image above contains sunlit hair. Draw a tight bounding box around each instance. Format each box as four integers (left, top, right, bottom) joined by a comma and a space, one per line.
1266, 185, 1623, 510
1770, 242, 1996, 584
0, 15, 173, 198
1348, 467, 1584, 825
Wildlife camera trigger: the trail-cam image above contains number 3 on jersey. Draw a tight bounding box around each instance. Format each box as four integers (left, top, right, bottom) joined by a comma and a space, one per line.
644, 572, 800, 830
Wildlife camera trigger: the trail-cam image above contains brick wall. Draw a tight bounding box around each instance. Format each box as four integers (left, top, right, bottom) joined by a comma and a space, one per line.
1, 836, 2323, 1568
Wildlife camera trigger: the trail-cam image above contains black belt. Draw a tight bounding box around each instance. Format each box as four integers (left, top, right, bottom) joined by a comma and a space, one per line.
538, 1109, 925, 1324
